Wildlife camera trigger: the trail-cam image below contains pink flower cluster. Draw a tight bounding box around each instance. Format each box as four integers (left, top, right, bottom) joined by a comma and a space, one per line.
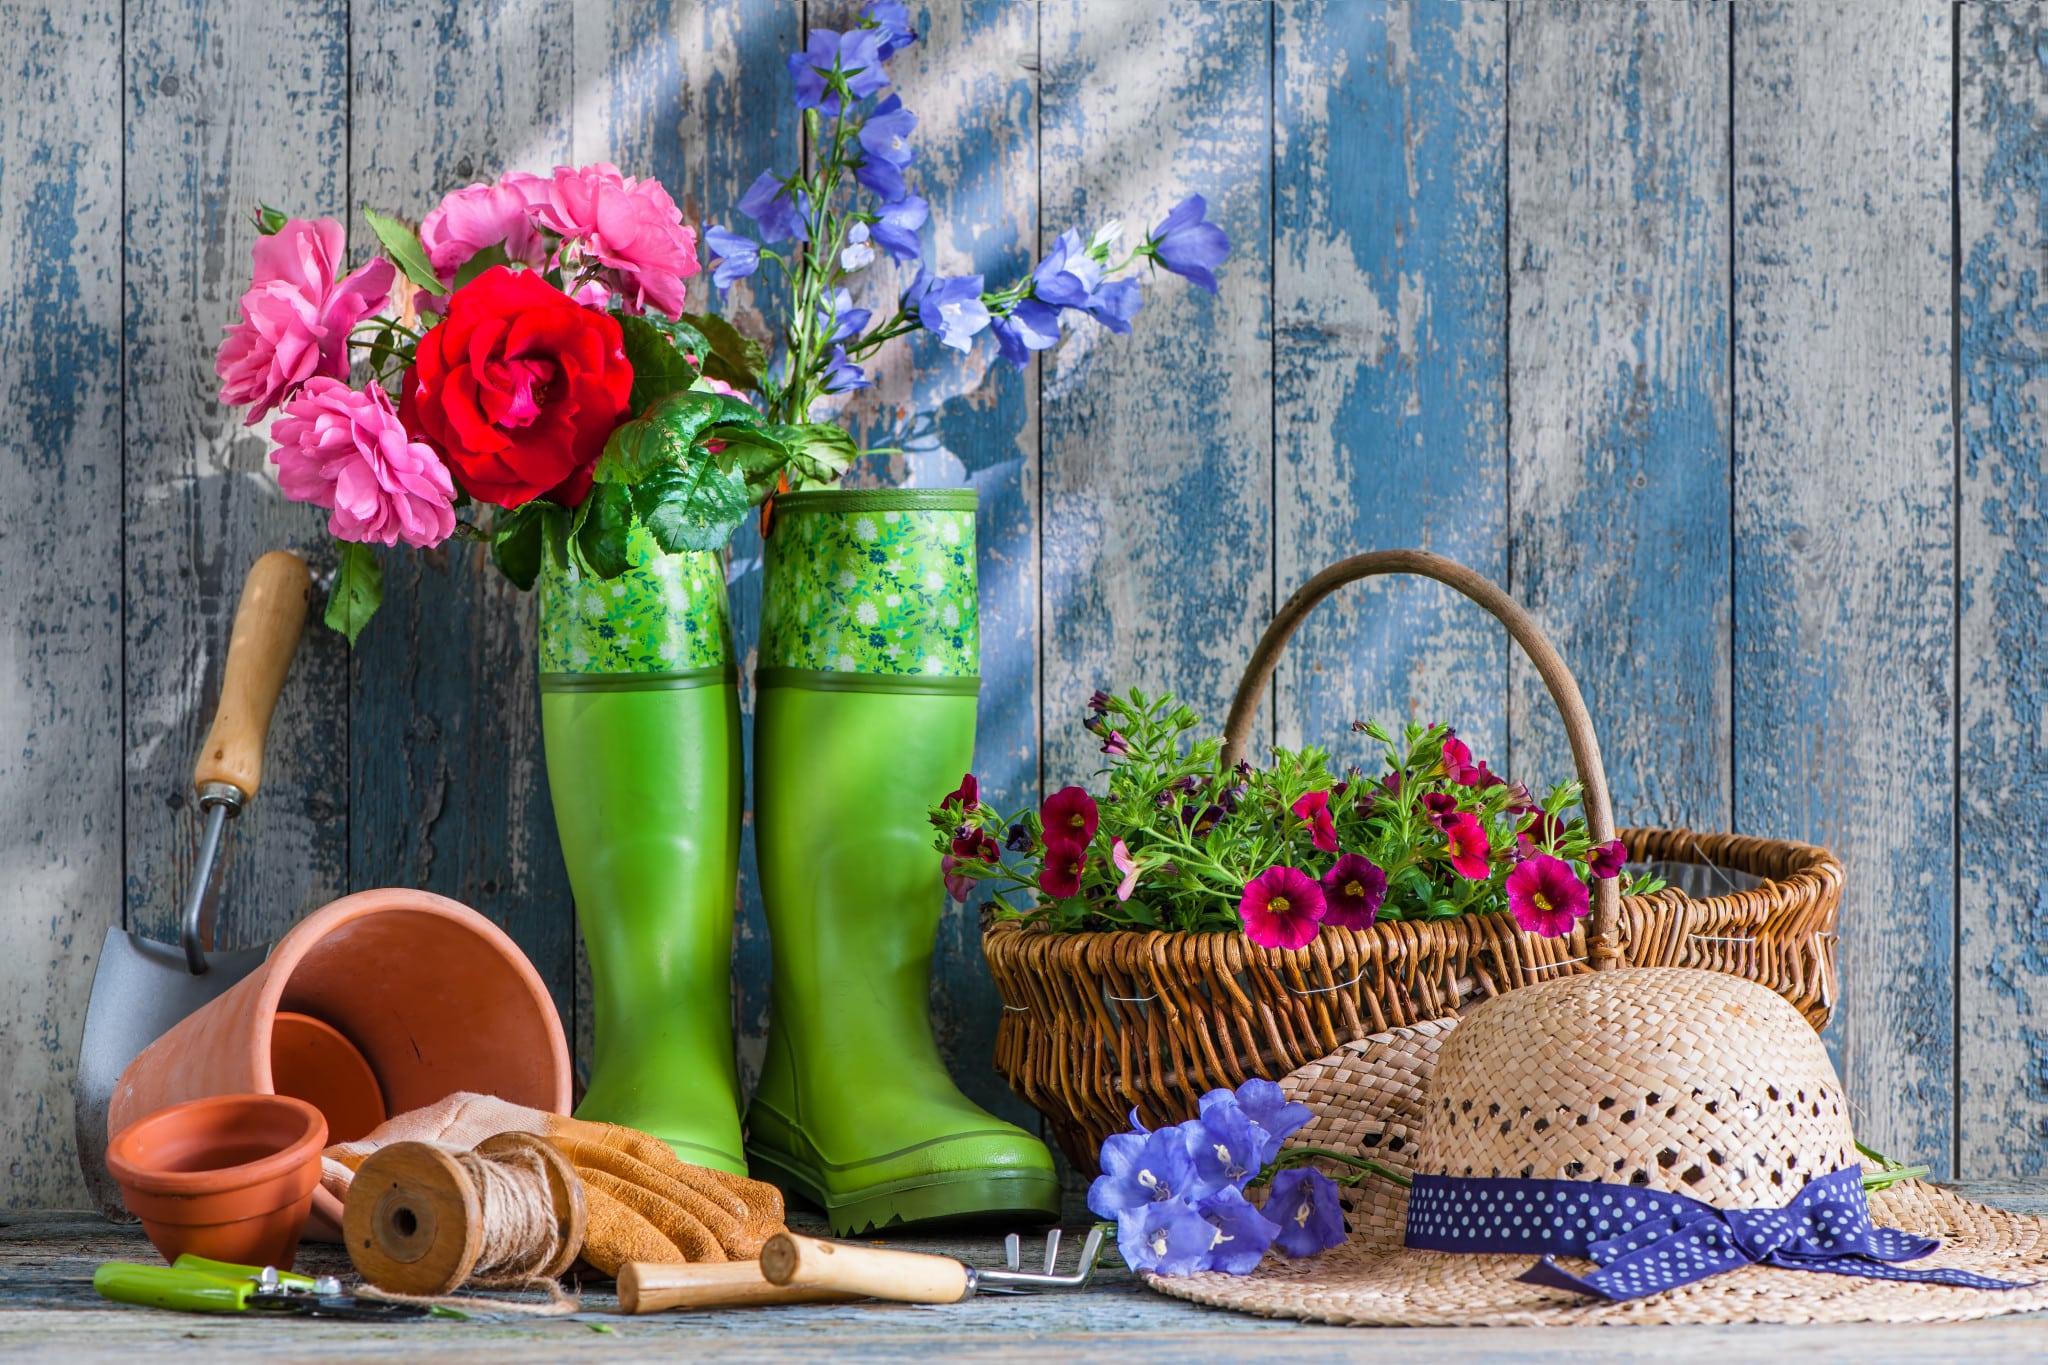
271, 379, 456, 548
216, 219, 394, 423
419, 163, 700, 318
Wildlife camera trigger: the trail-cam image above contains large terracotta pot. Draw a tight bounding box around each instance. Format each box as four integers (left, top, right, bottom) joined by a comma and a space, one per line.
108, 887, 571, 1238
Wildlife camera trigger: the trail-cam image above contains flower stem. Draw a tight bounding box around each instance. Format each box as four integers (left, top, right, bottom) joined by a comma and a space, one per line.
1270, 1146, 1413, 1190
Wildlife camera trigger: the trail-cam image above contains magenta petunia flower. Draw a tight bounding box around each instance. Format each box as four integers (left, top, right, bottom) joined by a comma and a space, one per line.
946, 772, 980, 812
1443, 813, 1492, 880
1319, 853, 1386, 930
1039, 840, 1088, 900
1421, 791, 1459, 832
270, 378, 455, 548
1112, 838, 1140, 902
1239, 866, 1326, 950
1041, 786, 1098, 845
418, 172, 552, 276
1587, 838, 1628, 879
1506, 854, 1590, 937
950, 826, 998, 863
216, 218, 397, 423
536, 163, 700, 319
1291, 790, 1338, 854
1101, 730, 1131, 757
941, 854, 977, 903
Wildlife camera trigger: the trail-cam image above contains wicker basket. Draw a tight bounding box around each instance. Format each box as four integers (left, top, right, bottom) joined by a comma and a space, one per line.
983, 549, 1843, 1171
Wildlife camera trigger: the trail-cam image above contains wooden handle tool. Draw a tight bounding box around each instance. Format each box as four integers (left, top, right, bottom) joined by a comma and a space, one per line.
758, 1232, 974, 1304
192, 550, 312, 800
616, 1260, 862, 1313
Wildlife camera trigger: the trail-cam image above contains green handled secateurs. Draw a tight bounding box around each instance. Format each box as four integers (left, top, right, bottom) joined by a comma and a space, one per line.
94, 1254, 438, 1320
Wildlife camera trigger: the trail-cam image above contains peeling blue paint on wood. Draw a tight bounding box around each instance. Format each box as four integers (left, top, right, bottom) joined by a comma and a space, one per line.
1732, 0, 1956, 1176
13, 0, 2048, 1205
1959, 0, 2048, 1179
1507, 2, 1731, 829
1274, 2, 1508, 770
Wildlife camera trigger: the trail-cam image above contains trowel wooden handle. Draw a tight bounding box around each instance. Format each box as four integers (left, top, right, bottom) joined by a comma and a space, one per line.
193, 551, 311, 798
759, 1232, 972, 1304
616, 1259, 862, 1313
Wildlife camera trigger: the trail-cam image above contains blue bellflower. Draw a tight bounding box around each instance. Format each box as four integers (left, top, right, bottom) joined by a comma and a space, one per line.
788, 28, 889, 116
817, 287, 872, 343
818, 345, 871, 394
853, 154, 908, 203
1121, 1200, 1218, 1277
1031, 228, 1105, 308
989, 298, 1060, 369
1088, 1124, 1205, 1219
859, 94, 918, 169
704, 225, 759, 294
1266, 1167, 1347, 1258
1232, 1077, 1314, 1157
1085, 277, 1143, 334
870, 195, 928, 263
1195, 1186, 1282, 1274
738, 171, 810, 245
1191, 1088, 1267, 1189
840, 221, 876, 272
864, 0, 919, 57
1146, 193, 1230, 294
906, 269, 990, 352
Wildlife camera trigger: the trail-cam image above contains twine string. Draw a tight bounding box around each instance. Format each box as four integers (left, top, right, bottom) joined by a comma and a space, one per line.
360, 1143, 582, 1317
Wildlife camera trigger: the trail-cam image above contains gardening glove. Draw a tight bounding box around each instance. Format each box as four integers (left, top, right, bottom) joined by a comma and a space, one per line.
321, 1092, 785, 1275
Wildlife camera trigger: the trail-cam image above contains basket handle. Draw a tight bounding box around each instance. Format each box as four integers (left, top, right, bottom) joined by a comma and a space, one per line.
1220, 548, 1621, 968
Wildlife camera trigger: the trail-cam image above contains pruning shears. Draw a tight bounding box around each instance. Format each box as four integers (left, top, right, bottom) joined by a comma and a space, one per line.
93, 1254, 439, 1321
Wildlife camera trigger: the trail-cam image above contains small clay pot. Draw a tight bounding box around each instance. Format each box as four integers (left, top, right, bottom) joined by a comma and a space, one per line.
109, 888, 571, 1239
105, 1094, 327, 1269
270, 1012, 386, 1144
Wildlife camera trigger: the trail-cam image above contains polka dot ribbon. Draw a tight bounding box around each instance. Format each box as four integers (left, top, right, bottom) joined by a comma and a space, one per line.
1403, 1167, 2032, 1301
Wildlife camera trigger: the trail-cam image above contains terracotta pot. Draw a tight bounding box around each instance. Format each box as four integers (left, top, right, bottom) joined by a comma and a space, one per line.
109, 887, 571, 1238
105, 1093, 326, 1268
270, 1012, 386, 1143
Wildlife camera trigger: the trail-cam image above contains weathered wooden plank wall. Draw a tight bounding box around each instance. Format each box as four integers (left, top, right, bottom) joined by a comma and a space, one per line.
7, 0, 2047, 1208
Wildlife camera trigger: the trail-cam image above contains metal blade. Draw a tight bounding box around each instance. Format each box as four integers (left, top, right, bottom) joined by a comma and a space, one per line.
73, 926, 268, 1219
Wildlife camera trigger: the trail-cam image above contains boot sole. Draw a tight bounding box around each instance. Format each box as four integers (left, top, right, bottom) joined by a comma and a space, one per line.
748, 1144, 1061, 1237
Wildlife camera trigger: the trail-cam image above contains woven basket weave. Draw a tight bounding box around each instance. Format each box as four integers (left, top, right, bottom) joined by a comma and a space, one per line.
983, 550, 1844, 1171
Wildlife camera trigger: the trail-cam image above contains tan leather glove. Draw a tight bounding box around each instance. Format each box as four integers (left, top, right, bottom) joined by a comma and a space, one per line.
323, 1093, 784, 1276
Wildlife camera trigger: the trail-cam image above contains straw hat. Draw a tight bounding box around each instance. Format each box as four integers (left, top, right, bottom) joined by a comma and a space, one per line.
1152, 968, 2048, 1325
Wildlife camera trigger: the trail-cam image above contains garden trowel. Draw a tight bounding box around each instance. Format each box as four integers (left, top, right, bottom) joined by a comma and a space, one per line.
74, 551, 312, 1218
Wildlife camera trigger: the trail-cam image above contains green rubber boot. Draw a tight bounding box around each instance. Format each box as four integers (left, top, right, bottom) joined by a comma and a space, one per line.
746, 489, 1059, 1234
538, 528, 747, 1174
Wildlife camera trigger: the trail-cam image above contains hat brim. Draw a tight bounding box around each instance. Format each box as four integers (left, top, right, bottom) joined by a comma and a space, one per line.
1151, 1177, 2048, 1325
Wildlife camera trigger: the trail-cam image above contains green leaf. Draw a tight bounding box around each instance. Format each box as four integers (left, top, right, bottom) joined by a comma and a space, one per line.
575, 483, 636, 579
704, 423, 791, 501
768, 422, 856, 489
593, 390, 765, 486
633, 461, 750, 554
324, 542, 384, 645
491, 504, 546, 591
360, 206, 442, 292
451, 243, 510, 291
677, 311, 766, 391
615, 314, 704, 416
253, 203, 289, 236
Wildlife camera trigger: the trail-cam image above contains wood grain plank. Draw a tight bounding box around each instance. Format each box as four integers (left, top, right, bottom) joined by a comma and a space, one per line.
571, 0, 798, 1095
1958, 0, 2048, 1180
347, 0, 578, 1024
121, 0, 352, 958
0, 0, 123, 1210
1507, 2, 1731, 827
1273, 1, 1507, 774
1040, 0, 1272, 782
1732, 0, 1955, 1174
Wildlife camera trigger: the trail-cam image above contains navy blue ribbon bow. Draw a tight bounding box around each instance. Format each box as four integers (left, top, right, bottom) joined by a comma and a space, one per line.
1403, 1166, 2030, 1301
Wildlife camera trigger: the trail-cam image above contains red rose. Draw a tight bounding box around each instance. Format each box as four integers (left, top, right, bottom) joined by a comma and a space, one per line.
399, 265, 631, 508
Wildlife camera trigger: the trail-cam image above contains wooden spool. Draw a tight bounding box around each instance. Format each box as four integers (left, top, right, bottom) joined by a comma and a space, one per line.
343, 1132, 586, 1295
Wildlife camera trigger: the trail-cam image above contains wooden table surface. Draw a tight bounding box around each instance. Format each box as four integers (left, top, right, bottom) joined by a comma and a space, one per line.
5, 1183, 2046, 1363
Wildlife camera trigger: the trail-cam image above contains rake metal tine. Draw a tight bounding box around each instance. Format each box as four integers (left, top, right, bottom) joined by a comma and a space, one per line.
1078, 1224, 1105, 1278
1003, 1232, 1021, 1272
1042, 1227, 1061, 1275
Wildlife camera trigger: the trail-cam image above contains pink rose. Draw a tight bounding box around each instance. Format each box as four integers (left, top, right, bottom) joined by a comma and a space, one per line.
216, 219, 396, 423
271, 378, 456, 548
536, 163, 699, 318
418, 172, 552, 276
